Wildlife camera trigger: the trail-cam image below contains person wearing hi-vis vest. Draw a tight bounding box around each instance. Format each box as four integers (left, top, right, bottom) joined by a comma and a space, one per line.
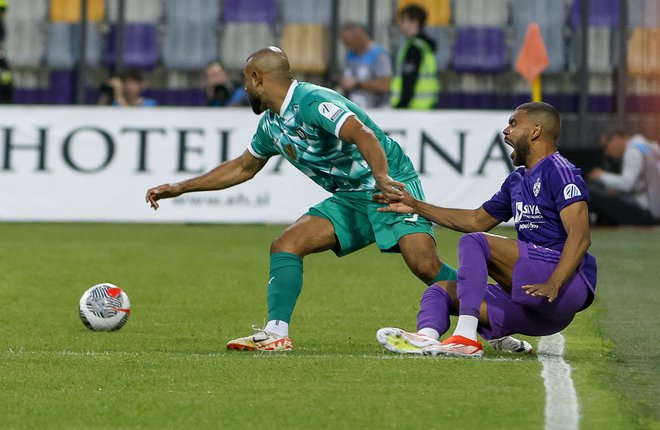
391, 4, 440, 110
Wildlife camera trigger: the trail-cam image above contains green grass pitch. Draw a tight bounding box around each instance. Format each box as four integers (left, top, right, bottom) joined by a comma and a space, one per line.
1, 223, 658, 429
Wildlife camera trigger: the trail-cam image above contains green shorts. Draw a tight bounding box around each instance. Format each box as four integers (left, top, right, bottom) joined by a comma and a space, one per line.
307, 178, 435, 257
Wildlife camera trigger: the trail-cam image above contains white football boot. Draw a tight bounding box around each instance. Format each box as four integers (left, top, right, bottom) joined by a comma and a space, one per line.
376, 327, 440, 355
226, 325, 292, 351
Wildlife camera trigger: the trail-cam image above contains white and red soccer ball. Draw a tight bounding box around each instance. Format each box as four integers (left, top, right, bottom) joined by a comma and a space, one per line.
79, 283, 131, 331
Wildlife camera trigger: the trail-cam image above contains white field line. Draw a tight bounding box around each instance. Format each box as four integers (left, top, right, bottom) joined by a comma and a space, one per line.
538, 333, 579, 430
5, 348, 523, 361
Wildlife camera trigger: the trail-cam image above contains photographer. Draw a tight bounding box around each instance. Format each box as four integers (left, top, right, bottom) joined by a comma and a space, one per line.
98, 69, 157, 107
204, 60, 247, 107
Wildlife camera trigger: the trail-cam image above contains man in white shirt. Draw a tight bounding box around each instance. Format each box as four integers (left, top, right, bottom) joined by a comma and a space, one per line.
588, 130, 658, 225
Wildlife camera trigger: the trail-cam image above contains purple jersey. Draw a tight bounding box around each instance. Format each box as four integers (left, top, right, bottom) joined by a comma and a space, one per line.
482, 152, 597, 290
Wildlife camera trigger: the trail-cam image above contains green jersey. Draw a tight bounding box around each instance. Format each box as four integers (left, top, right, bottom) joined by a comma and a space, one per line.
249, 81, 418, 193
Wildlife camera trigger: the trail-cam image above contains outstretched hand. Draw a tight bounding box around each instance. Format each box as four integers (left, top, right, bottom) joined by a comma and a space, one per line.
145, 183, 183, 210
522, 282, 561, 302
372, 185, 417, 214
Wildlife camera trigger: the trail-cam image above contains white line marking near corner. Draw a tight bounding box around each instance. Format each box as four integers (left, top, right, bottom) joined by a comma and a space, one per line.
538, 333, 579, 430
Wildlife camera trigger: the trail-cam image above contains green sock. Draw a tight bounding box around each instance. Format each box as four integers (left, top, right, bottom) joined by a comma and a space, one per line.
429, 263, 458, 284
267, 252, 303, 323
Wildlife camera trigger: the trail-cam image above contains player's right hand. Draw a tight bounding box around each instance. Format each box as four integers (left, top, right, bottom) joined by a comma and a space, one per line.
145, 183, 183, 210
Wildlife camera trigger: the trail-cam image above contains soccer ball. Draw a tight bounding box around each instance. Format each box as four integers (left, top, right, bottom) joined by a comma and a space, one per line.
79, 283, 131, 331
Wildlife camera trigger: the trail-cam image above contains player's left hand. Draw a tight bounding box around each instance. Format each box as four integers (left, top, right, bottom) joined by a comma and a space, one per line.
587, 167, 604, 182
522, 282, 561, 302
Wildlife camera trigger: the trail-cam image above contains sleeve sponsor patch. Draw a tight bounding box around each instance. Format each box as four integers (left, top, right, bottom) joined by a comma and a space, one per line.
563, 183, 582, 200
318, 102, 344, 122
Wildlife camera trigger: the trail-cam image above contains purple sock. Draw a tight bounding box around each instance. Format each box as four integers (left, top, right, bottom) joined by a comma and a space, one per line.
457, 232, 491, 319
416, 284, 454, 335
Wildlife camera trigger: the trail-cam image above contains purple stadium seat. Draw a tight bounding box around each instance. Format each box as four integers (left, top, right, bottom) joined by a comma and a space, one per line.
46, 70, 76, 104
569, 0, 620, 28
223, 0, 278, 23
13, 89, 48, 105
452, 27, 508, 73
144, 89, 206, 106
104, 24, 160, 69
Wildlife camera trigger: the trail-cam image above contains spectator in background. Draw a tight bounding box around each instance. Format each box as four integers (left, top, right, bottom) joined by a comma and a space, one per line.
391, 4, 440, 110
587, 130, 659, 225
0, 0, 6, 45
0, 53, 12, 104
98, 69, 158, 107
338, 22, 391, 109
204, 60, 247, 107
0, 0, 13, 104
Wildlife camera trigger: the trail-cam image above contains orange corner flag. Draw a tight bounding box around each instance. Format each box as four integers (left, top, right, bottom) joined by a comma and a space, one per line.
515, 23, 550, 85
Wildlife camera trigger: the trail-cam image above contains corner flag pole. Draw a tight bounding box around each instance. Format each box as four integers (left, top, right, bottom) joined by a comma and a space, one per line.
532, 76, 542, 102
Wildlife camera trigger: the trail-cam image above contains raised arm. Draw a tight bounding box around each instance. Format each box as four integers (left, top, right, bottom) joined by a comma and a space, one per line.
373, 188, 501, 233
522, 201, 591, 301
145, 149, 268, 210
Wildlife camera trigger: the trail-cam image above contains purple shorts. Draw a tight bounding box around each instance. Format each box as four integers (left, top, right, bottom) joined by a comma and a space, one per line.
478, 241, 594, 340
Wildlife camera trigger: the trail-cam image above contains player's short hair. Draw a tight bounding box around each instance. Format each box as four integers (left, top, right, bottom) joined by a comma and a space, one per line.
205, 60, 223, 69
515, 102, 561, 140
341, 22, 368, 33
601, 128, 628, 141
399, 4, 427, 28
119, 69, 144, 83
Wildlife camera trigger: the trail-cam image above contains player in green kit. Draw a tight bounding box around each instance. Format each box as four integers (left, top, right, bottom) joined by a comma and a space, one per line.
145, 47, 457, 351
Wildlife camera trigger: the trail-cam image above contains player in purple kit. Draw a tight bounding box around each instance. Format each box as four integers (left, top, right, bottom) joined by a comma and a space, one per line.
375, 102, 597, 357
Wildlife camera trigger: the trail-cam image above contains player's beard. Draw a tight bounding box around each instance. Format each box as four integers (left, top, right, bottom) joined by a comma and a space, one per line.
247, 91, 265, 114
511, 133, 531, 166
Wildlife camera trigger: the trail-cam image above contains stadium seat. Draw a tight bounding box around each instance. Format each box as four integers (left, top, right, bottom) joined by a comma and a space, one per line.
452, 27, 508, 73
46, 23, 102, 69
280, 24, 329, 74
396, 0, 451, 26
425, 26, 452, 71
10, 69, 48, 104
628, 28, 660, 76
221, 23, 278, 71
569, 0, 620, 28
104, 24, 160, 69
46, 70, 76, 104
163, 21, 217, 70
106, 0, 162, 23
4, 1, 47, 68
223, 0, 278, 24
144, 88, 206, 106
282, 0, 332, 25
453, 0, 508, 27
165, 0, 220, 25
50, 0, 104, 23
4, 21, 45, 68
339, 0, 368, 23
163, 0, 219, 70
511, 0, 566, 73
568, 27, 617, 73
628, 0, 660, 28
7, 0, 48, 20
